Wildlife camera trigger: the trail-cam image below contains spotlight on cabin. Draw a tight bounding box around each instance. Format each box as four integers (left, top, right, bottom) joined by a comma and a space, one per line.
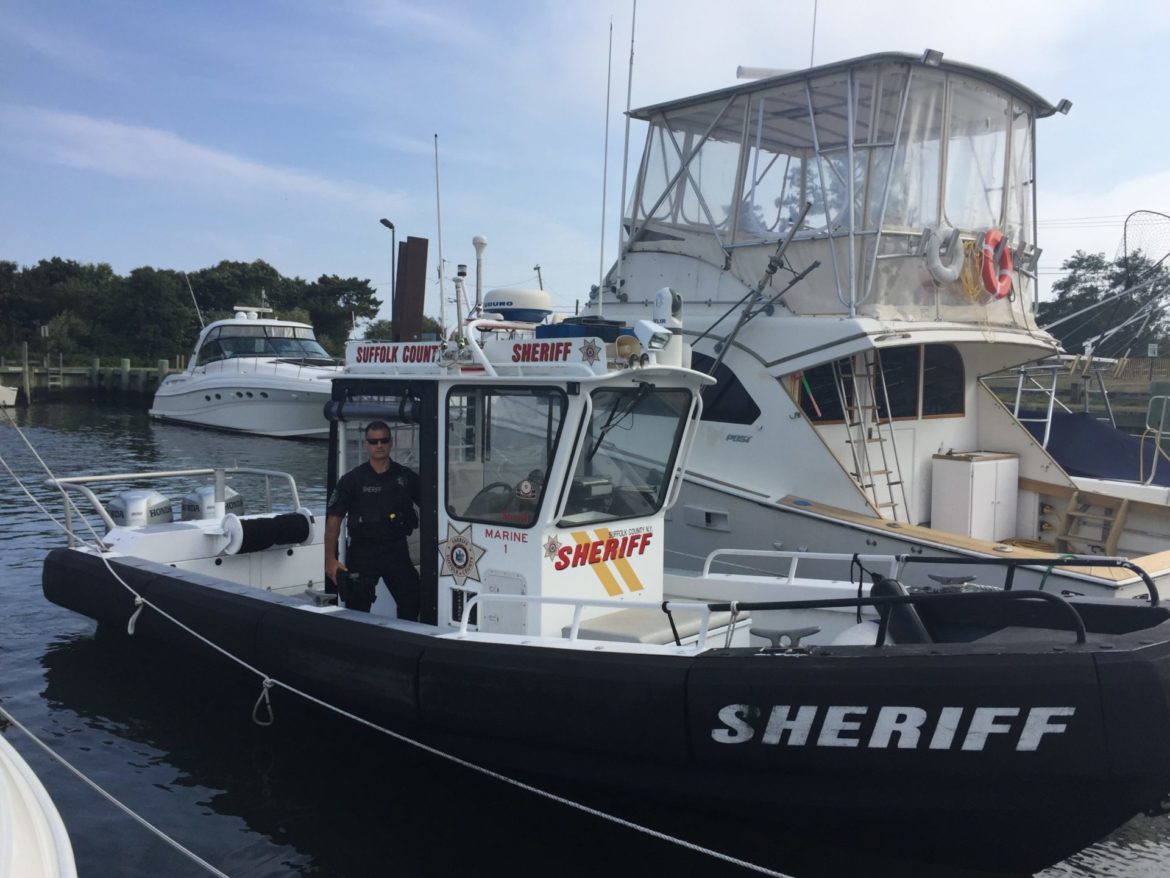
634, 319, 671, 352
921, 49, 944, 67
1055, 99, 1073, 115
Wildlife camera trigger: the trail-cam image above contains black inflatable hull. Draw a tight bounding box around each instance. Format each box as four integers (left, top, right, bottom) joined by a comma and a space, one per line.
42, 548, 1170, 873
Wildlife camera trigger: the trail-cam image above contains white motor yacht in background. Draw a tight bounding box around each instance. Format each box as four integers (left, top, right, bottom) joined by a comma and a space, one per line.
589, 49, 1170, 599
150, 306, 340, 439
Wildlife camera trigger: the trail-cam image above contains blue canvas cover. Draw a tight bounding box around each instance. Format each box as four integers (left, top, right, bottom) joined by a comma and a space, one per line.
1021, 411, 1170, 487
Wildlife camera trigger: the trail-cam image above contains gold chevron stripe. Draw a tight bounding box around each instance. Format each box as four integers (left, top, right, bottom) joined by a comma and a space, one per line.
595, 528, 644, 593
573, 530, 622, 596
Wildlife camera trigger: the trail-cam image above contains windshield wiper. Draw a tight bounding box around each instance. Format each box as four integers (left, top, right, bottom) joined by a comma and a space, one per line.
587, 382, 653, 460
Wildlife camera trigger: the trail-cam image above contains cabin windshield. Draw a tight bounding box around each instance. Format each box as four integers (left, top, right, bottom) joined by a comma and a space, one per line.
626, 58, 1042, 328
195, 325, 333, 365
446, 386, 567, 528
559, 385, 692, 526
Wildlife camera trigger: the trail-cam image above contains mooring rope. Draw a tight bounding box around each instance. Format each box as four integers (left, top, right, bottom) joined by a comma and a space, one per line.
0, 704, 232, 878
0, 413, 794, 878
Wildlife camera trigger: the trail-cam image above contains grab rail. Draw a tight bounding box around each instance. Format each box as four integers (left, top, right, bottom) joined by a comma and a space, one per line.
697, 549, 1160, 607
45, 467, 302, 545
705, 588, 1090, 646
894, 555, 1160, 607
456, 593, 728, 649
700, 548, 904, 580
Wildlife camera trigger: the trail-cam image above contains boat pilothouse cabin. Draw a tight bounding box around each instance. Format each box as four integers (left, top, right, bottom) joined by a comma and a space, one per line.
593, 50, 1170, 597
331, 321, 709, 635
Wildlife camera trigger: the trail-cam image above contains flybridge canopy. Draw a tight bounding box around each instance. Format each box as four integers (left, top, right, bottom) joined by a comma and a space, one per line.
629, 52, 1060, 122
615, 51, 1064, 332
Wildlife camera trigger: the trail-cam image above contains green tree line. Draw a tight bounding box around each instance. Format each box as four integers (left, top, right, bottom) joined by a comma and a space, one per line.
0, 257, 392, 364
1038, 250, 1170, 357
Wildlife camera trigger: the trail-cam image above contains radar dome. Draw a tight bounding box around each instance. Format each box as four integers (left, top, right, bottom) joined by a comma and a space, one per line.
482, 287, 553, 323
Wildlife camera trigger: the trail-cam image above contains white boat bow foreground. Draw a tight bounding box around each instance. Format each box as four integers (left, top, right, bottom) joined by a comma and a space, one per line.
0, 729, 77, 878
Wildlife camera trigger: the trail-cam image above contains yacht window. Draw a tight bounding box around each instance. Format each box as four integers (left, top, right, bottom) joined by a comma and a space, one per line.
195, 340, 226, 366
636, 96, 748, 236
446, 387, 566, 528
690, 353, 761, 425
874, 347, 920, 420
944, 77, 1009, 231
798, 360, 854, 423
797, 344, 962, 422
922, 345, 964, 416
269, 336, 333, 360
560, 386, 691, 526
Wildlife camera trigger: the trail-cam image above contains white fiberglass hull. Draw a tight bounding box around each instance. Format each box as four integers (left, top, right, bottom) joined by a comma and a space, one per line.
0, 732, 77, 878
150, 366, 335, 439
666, 477, 1167, 601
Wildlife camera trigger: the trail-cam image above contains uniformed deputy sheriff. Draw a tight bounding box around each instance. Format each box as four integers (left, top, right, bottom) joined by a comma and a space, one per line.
324, 421, 421, 618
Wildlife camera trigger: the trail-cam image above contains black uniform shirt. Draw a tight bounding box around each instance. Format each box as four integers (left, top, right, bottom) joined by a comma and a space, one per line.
327, 460, 420, 545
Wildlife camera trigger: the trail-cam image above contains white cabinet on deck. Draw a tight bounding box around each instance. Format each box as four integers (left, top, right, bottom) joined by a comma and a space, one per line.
930, 452, 1018, 542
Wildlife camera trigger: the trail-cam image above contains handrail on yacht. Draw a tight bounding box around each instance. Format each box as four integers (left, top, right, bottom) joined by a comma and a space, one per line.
44, 467, 302, 542
705, 588, 1090, 646
699, 548, 905, 581
895, 555, 1161, 606
1141, 395, 1170, 485
456, 592, 724, 649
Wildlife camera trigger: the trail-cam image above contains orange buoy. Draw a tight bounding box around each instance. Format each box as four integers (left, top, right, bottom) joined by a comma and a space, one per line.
979, 229, 1013, 299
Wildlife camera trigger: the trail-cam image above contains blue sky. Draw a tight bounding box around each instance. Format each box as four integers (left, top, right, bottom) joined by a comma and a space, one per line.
3, 0, 1168, 327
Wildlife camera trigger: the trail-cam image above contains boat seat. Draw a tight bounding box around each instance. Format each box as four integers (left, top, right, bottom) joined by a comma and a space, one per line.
562, 607, 743, 645
871, 576, 933, 644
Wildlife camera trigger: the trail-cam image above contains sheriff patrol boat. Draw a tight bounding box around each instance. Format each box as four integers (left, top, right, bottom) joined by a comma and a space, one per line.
40, 316, 1170, 873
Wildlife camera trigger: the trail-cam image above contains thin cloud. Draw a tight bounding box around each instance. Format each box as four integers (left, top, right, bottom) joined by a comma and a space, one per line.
0, 105, 402, 209
0, 17, 120, 81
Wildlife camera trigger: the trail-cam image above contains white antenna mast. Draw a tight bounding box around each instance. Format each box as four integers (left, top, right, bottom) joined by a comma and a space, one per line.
183, 272, 205, 329
612, 0, 638, 319
434, 133, 448, 338
809, 0, 818, 67
598, 19, 614, 299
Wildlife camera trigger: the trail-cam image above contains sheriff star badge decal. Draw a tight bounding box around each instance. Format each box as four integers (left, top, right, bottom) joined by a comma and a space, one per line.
578, 338, 602, 366
438, 522, 487, 587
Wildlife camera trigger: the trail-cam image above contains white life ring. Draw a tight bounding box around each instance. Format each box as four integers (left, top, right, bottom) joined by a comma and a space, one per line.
925, 226, 964, 283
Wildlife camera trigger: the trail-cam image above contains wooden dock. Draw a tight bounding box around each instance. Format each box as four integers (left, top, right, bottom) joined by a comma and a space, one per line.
0, 344, 182, 405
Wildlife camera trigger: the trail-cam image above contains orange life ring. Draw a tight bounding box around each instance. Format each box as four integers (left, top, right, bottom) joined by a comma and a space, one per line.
979, 229, 1013, 299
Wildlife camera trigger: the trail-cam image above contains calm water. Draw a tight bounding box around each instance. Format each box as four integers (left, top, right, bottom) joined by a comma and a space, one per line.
2, 402, 1170, 877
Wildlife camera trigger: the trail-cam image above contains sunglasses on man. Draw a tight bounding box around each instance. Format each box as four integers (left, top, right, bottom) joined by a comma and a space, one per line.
366, 437, 392, 445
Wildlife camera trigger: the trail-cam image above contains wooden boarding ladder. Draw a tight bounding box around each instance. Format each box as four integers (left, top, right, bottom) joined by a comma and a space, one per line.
1056, 491, 1131, 555
833, 352, 909, 522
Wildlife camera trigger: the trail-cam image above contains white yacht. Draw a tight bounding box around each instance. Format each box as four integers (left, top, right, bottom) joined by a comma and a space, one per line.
589, 49, 1170, 598
149, 306, 340, 438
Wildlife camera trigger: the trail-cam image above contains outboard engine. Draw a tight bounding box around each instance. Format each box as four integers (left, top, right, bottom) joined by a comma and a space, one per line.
108, 490, 174, 528
181, 485, 244, 520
